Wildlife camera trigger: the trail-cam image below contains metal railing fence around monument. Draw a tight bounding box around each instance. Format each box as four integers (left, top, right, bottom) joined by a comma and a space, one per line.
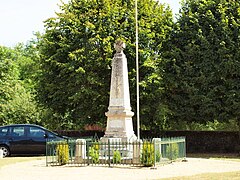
46, 137, 186, 167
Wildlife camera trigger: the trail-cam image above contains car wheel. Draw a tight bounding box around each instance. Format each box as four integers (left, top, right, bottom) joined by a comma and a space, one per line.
0, 145, 10, 157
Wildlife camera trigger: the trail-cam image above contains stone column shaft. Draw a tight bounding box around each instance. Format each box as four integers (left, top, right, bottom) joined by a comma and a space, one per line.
102, 40, 136, 142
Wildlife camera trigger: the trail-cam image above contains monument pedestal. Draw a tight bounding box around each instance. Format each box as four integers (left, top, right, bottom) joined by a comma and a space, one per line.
101, 40, 137, 143
102, 109, 137, 142
100, 40, 137, 159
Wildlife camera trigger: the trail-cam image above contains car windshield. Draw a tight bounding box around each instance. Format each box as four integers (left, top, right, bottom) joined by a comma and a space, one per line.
46, 129, 64, 138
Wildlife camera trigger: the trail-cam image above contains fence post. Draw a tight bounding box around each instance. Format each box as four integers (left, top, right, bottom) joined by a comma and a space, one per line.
154, 140, 156, 167
108, 139, 111, 167
133, 140, 141, 164
87, 141, 90, 165
183, 137, 187, 161
75, 139, 86, 164
170, 140, 172, 162
46, 140, 48, 167
152, 138, 161, 165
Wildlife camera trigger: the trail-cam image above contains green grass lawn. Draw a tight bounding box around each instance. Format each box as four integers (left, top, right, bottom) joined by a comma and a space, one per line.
0, 156, 44, 168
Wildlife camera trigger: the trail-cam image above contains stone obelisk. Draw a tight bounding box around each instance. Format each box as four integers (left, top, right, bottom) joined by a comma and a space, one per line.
102, 40, 137, 142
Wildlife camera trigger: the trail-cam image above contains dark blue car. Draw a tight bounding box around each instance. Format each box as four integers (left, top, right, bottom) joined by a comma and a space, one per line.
0, 124, 67, 157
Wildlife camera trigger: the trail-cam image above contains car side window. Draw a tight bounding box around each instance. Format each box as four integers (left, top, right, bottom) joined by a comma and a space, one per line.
11, 127, 25, 137
0, 127, 8, 137
29, 127, 45, 138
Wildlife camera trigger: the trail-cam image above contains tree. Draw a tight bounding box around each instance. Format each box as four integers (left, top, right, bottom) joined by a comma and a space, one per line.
37, 0, 173, 130
162, 0, 240, 128
0, 44, 41, 125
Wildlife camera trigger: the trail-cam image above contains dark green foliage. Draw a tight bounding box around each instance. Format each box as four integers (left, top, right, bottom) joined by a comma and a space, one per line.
0, 44, 42, 125
162, 0, 240, 127
37, 0, 173, 130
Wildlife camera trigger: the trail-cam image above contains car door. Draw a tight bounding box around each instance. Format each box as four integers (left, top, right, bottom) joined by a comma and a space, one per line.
8, 126, 28, 154
27, 126, 46, 154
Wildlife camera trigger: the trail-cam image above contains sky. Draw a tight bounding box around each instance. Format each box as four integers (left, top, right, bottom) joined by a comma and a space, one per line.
0, 0, 180, 47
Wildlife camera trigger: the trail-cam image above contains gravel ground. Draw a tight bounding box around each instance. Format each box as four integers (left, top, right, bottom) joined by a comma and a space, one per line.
1, 158, 240, 180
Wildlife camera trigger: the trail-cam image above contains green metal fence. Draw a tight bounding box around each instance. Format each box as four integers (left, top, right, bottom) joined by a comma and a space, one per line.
46, 137, 186, 167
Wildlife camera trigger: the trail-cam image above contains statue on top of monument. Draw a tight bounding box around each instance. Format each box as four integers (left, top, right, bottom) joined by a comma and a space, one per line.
114, 40, 126, 53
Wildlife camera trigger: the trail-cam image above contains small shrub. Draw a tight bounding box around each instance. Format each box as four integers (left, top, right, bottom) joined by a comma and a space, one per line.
56, 141, 69, 165
166, 143, 179, 160
155, 150, 161, 162
141, 142, 154, 167
89, 146, 99, 163
113, 150, 121, 164
92, 142, 99, 151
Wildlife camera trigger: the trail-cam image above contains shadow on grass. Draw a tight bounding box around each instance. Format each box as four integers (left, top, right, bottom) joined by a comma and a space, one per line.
187, 153, 240, 160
